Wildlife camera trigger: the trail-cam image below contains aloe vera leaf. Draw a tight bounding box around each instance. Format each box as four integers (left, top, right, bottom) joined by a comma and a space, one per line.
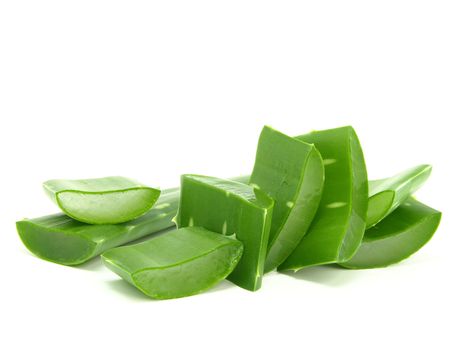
101, 227, 243, 299
176, 174, 274, 291
278, 126, 368, 271
366, 165, 432, 228
16, 189, 178, 265
339, 198, 441, 269
43, 176, 161, 224
249, 126, 324, 272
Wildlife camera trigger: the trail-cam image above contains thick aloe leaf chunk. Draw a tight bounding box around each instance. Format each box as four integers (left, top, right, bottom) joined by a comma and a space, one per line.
43, 176, 160, 224
279, 126, 368, 270
249, 126, 324, 272
367, 165, 432, 228
339, 198, 441, 269
16, 189, 178, 265
177, 175, 274, 291
101, 227, 243, 299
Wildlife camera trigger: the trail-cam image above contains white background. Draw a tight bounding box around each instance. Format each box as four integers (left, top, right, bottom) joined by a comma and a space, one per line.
1, 1, 465, 349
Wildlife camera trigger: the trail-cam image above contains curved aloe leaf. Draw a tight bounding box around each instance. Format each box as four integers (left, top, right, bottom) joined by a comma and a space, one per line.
17, 189, 178, 265
102, 227, 243, 299
249, 126, 324, 272
367, 165, 432, 228
339, 198, 441, 269
43, 176, 160, 224
177, 174, 274, 291
279, 126, 368, 271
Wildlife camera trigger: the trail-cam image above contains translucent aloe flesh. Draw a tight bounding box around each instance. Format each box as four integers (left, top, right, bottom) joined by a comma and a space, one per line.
101, 227, 243, 299
43, 176, 161, 224
177, 174, 274, 291
16, 189, 178, 265
279, 126, 368, 271
249, 126, 324, 272
339, 198, 441, 269
366, 165, 432, 228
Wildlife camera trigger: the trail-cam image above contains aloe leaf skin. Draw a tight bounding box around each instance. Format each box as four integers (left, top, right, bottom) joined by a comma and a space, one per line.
279, 126, 369, 271
249, 126, 324, 272
366, 165, 432, 228
339, 198, 441, 269
177, 174, 274, 291
43, 176, 161, 224
16, 189, 178, 265
101, 227, 243, 299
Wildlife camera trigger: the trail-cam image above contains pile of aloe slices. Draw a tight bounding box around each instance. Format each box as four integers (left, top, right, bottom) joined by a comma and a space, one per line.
16, 126, 441, 299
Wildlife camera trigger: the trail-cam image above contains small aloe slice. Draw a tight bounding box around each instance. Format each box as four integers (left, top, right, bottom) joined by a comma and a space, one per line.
339, 198, 441, 269
177, 174, 274, 291
101, 227, 243, 299
17, 189, 178, 265
367, 165, 432, 228
249, 126, 324, 272
43, 176, 161, 224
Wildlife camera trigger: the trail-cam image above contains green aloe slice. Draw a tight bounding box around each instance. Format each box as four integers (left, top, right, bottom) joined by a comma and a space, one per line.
279, 126, 368, 271
339, 198, 441, 269
366, 165, 432, 228
249, 126, 324, 272
16, 189, 178, 265
43, 176, 161, 224
177, 174, 274, 291
101, 227, 243, 299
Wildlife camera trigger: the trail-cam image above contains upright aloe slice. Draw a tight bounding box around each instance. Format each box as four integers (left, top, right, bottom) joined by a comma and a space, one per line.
102, 227, 243, 299
17, 189, 178, 265
339, 198, 441, 269
43, 176, 161, 224
367, 165, 432, 228
177, 175, 274, 291
249, 126, 324, 272
279, 126, 368, 271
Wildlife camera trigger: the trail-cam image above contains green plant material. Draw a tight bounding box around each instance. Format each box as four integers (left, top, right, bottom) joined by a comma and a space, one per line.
249, 126, 324, 272
279, 126, 368, 271
43, 176, 161, 224
366, 165, 432, 228
101, 227, 243, 299
16, 189, 178, 265
177, 174, 274, 291
339, 198, 441, 269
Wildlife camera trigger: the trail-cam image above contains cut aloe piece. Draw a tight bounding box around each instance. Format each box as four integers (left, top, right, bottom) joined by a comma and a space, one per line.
249, 126, 324, 272
339, 198, 441, 269
367, 165, 432, 228
279, 126, 368, 271
43, 176, 161, 224
177, 174, 274, 291
17, 189, 178, 265
102, 227, 243, 299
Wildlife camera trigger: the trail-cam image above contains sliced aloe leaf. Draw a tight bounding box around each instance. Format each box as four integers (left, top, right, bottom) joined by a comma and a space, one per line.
249, 126, 324, 272
177, 174, 274, 291
43, 176, 161, 224
16, 189, 178, 265
367, 165, 432, 228
279, 126, 368, 271
339, 198, 441, 269
102, 227, 243, 299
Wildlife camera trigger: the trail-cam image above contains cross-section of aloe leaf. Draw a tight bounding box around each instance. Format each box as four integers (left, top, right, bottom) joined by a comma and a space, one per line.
43, 176, 161, 224
101, 227, 243, 299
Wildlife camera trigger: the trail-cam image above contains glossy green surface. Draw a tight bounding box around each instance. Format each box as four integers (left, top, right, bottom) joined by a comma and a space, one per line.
249, 126, 324, 272
367, 165, 432, 228
177, 174, 274, 291
279, 126, 368, 270
17, 189, 178, 265
43, 176, 161, 224
339, 198, 441, 269
102, 227, 243, 299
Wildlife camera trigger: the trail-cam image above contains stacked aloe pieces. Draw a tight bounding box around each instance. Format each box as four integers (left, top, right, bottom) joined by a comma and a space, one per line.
17, 126, 441, 299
